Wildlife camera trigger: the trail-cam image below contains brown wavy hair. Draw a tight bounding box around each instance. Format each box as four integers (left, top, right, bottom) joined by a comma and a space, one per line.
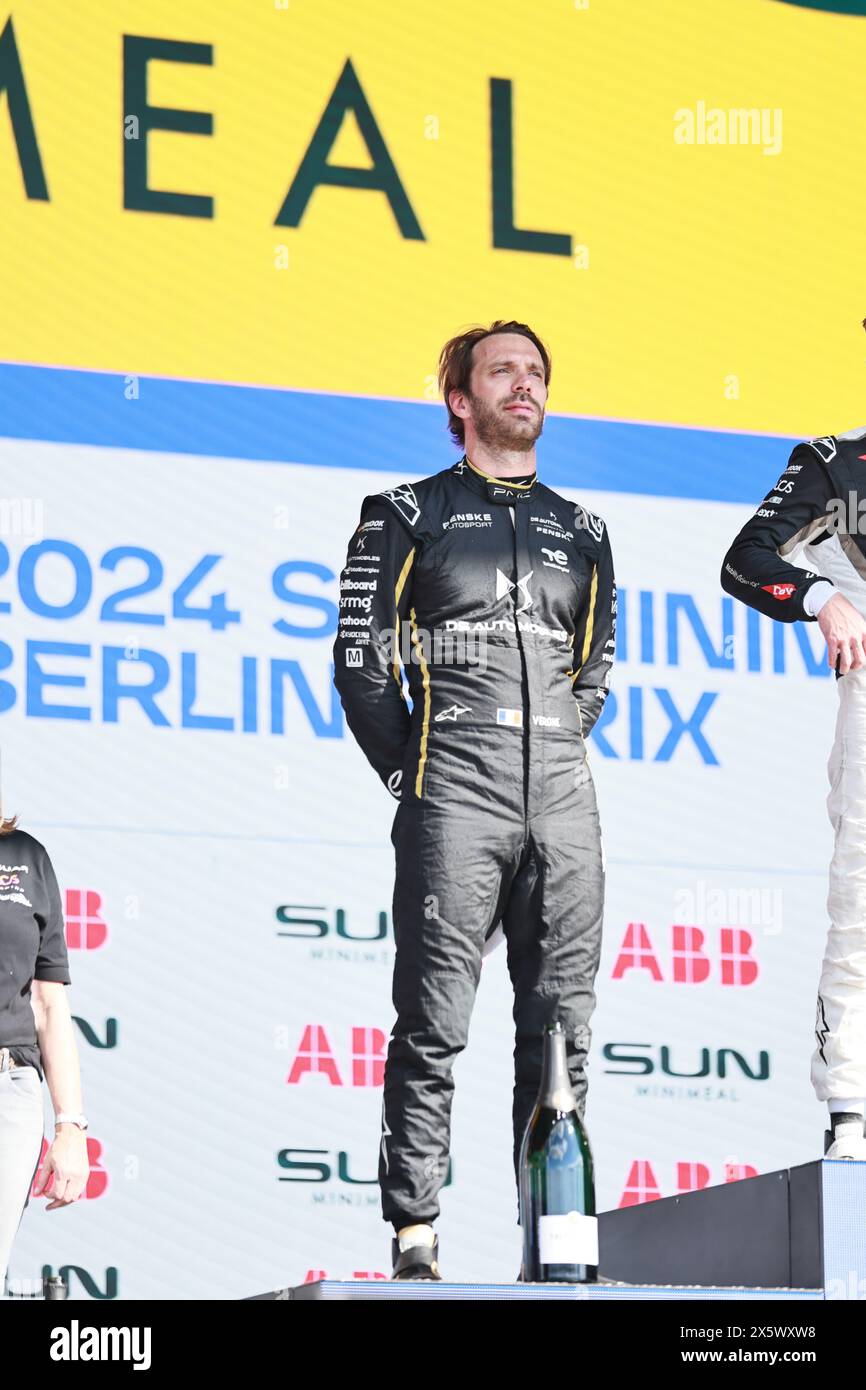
437, 319, 552, 448
0, 814, 19, 835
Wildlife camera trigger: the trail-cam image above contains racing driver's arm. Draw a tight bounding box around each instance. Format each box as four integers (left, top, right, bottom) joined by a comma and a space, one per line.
720, 442, 866, 673
333, 500, 416, 797
570, 523, 617, 739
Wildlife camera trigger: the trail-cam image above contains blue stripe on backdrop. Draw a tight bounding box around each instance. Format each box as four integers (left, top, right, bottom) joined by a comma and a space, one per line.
0, 362, 800, 504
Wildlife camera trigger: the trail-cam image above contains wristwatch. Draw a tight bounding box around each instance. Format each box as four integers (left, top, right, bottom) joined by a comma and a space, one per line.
55, 1112, 88, 1131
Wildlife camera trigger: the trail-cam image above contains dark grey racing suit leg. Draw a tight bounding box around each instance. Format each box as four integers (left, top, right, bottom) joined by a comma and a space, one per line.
503, 756, 603, 1219
379, 742, 604, 1233
379, 793, 522, 1230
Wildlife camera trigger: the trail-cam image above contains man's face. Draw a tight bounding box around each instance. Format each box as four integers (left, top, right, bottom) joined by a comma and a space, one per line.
455, 333, 548, 453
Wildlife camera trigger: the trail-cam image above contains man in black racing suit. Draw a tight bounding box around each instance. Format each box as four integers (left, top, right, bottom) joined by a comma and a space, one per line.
721, 426, 866, 1161
333, 321, 616, 1279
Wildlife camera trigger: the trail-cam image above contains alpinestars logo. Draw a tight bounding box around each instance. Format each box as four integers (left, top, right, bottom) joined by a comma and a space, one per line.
815, 994, 830, 1065
808, 436, 837, 464
380, 484, 420, 527
496, 568, 534, 614
380, 1095, 392, 1175
434, 703, 472, 722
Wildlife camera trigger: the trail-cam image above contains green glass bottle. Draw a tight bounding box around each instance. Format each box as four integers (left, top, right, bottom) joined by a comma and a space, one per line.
518, 1020, 598, 1283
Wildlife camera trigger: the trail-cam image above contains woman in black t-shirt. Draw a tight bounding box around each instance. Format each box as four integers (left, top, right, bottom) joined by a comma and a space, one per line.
0, 813, 90, 1293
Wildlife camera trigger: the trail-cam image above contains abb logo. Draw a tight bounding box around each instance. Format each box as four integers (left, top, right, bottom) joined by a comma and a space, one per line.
287, 1026, 388, 1086
761, 583, 796, 600
612, 925, 759, 986
303, 1270, 388, 1282
65, 889, 108, 950
32, 1136, 108, 1200
619, 1160, 757, 1206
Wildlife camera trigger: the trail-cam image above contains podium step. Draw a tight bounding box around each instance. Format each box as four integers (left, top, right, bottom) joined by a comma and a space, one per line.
248, 1157, 866, 1299
255, 1279, 822, 1301
599, 1157, 865, 1295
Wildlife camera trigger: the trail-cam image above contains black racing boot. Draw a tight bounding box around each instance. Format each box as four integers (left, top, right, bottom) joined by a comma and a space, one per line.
391, 1232, 442, 1281
825, 1112, 866, 1160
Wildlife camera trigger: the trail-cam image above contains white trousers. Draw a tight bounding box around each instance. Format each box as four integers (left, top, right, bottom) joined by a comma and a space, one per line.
811, 666, 866, 1102
0, 1066, 44, 1292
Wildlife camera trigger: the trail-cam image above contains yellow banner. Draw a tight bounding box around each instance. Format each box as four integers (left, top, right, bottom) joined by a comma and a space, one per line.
1, 0, 865, 434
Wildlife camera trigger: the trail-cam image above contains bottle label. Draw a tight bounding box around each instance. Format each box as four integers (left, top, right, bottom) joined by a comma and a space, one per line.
538, 1212, 598, 1265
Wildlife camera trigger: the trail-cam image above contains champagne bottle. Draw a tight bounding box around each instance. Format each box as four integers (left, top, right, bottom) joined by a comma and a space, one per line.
518, 1020, 598, 1283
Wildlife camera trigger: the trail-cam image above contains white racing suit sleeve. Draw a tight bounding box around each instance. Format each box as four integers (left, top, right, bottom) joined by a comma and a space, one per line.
803, 580, 835, 617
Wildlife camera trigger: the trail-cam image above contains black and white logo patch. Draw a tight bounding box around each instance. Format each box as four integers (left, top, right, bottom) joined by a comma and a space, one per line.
496, 568, 534, 614
541, 546, 569, 571
807, 436, 837, 464
380, 483, 421, 527
434, 702, 472, 722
